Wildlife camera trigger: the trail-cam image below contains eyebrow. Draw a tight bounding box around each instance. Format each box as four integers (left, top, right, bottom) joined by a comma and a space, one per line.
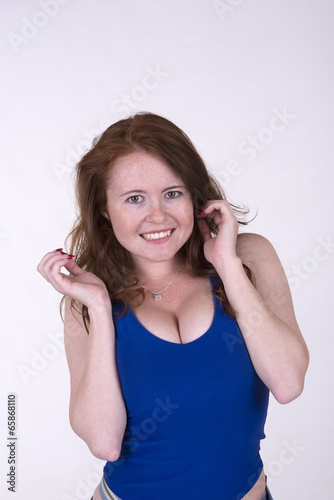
120, 185, 187, 196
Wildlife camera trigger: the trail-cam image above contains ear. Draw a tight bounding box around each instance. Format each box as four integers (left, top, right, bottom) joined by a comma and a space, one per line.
102, 210, 109, 220
101, 206, 110, 221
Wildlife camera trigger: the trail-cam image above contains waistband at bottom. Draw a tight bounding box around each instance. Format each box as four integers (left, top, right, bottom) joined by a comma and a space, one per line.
96, 477, 274, 500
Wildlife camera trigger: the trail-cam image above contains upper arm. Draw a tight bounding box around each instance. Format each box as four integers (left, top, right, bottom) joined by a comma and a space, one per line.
64, 297, 89, 409
236, 232, 301, 335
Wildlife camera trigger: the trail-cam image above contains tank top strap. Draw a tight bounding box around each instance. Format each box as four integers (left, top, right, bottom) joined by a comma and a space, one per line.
111, 299, 128, 324
209, 274, 222, 289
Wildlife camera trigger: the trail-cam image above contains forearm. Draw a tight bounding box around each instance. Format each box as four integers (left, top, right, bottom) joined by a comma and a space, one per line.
70, 301, 127, 460
214, 256, 309, 403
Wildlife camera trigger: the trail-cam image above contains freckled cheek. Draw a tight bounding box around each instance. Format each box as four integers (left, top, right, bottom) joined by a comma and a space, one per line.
109, 208, 143, 241
113, 219, 136, 237
108, 211, 126, 235
177, 206, 194, 234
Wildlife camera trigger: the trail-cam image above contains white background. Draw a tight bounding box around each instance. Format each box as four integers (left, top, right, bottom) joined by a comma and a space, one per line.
1, 1, 333, 499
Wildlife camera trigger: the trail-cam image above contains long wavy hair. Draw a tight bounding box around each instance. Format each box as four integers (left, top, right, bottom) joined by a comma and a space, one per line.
60, 112, 252, 333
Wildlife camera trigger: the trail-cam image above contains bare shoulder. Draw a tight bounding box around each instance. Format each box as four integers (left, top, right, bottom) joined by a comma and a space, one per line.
236, 232, 285, 284
236, 232, 278, 264
236, 233, 296, 323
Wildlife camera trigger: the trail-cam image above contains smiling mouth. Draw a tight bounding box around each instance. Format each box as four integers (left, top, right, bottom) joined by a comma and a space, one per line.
140, 229, 175, 240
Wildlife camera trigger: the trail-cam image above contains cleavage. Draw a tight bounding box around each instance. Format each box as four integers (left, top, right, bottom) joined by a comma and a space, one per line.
132, 280, 215, 344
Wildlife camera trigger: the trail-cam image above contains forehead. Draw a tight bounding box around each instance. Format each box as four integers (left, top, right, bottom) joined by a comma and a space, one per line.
107, 151, 183, 189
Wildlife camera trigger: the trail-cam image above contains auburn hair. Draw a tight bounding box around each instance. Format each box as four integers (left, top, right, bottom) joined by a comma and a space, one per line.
60, 112, 252, 333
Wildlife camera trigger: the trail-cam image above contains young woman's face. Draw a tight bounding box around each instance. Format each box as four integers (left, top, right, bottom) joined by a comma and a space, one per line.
104, 150, 194, 268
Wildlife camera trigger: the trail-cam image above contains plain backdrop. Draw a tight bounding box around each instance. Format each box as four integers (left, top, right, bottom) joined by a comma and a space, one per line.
1, 1, 333, 499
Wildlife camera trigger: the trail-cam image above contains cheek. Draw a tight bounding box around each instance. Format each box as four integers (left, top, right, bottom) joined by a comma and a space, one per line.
179, 203, 195, 233
109, 211, 133, 240
185, 201, 195, 221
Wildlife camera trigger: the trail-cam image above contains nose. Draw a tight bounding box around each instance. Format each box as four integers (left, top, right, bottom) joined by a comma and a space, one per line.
145, 199, 167, 224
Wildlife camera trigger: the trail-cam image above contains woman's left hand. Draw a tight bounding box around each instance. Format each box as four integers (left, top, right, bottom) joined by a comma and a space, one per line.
197, 200, 239, 266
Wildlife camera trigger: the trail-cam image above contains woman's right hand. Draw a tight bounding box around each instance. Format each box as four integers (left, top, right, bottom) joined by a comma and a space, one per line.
36, 249, 110, 310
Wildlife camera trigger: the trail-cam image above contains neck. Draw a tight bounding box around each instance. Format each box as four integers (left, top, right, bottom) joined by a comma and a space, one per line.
132, 257, 185, 285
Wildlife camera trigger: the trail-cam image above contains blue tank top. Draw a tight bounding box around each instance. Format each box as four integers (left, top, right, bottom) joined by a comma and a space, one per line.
103, 277, 269, 500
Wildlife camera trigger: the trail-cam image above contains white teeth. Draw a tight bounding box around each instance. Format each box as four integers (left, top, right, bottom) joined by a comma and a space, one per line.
142, 230, 172, 240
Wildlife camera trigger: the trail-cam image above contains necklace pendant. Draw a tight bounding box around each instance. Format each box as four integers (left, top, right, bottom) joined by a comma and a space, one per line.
153, 293, 162, 301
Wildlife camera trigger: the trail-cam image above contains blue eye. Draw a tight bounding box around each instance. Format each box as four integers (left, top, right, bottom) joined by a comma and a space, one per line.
126, 195, 143, 204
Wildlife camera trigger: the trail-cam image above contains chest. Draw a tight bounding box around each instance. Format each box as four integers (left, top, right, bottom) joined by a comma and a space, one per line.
115, 294, 267, 424
132, 277, 215, 344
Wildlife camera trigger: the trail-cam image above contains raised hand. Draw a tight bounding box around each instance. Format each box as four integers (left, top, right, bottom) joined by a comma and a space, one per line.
197, 200, 239, 267
36, 249, 110, 309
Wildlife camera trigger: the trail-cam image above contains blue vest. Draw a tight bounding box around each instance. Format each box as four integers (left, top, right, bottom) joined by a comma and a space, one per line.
104, 277, 269, 499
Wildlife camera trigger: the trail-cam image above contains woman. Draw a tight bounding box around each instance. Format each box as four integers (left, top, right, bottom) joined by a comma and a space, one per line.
37, 112, 309, 500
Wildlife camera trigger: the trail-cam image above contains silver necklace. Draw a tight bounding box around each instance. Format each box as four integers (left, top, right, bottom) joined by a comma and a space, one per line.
135, 266, 184, 301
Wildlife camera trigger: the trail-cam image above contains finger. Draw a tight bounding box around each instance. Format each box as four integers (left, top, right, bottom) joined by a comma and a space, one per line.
62, 258, 85, 276
36, 248, 68, 272
200, 200, 230, 215
36, 250, 58, 270
199, 209, 223, 227
197, 218, 212, 242
44, 256, 81, 293
199, 201, 236, 226
37, 252, 74, 286
37, 251, 68, 275
47, 253, 83, 278
44, 254, 73, 281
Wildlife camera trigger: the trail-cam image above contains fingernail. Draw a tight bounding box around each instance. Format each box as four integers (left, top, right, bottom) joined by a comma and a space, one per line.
60, 251, 67, 255
55, 248, 63, 252
197, 209, 204, 216
67, 255, 74, 259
